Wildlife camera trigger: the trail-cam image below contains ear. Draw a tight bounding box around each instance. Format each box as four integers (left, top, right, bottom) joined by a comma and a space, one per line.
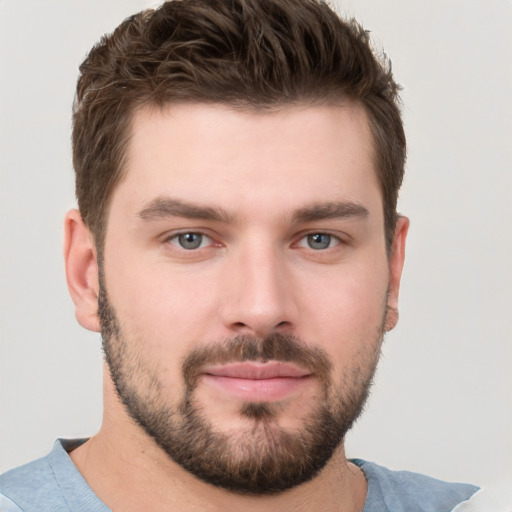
64, 209, 100, 332
384, 215, 409, 332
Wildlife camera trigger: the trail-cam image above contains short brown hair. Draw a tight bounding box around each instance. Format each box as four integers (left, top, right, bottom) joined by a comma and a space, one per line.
73, 0, 405, 250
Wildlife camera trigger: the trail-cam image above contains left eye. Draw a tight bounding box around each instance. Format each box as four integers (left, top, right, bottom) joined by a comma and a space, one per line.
298, 233, 339, 250
170, 232, 211, 250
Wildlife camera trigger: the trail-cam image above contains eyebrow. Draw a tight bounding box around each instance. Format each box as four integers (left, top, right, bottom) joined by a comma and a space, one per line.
138, 197, 233, 223
138, 196, 369, 225
292, 201, 369, 223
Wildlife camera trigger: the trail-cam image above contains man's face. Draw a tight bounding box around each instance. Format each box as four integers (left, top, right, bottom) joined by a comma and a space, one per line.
98, 103, 404, 493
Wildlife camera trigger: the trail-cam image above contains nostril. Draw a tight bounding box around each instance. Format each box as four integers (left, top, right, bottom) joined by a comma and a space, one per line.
274, 321, 293, 332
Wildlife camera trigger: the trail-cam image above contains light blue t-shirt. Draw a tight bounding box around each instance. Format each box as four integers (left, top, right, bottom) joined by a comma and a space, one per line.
0, 439, 479, 511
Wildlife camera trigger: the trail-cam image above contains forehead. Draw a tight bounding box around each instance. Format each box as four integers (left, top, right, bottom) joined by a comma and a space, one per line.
112, 102, 381, 221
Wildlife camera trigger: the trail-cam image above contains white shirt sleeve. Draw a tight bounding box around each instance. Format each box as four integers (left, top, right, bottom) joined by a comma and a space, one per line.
451, 486, 512, 512
0, 493, 24, 512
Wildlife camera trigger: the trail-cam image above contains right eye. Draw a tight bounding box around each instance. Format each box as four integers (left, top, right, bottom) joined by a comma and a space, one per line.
168, 232, 212, 250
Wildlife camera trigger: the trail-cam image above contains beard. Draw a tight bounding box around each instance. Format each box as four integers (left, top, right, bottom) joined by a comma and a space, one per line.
98, 282, 383, 495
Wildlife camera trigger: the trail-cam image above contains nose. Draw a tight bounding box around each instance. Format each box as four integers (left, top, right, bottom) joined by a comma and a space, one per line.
219, 241, 298, 338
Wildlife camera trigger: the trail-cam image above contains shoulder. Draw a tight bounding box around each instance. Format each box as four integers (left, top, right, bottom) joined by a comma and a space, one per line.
0, 439, 90, 512
0, 453, 63, 512
352, 459, 480, 512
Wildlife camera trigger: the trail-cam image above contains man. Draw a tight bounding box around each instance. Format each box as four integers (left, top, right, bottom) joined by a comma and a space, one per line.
0, 0, 480, 510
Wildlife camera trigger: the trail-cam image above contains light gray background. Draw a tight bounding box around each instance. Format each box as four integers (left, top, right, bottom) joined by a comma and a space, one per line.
1, 0, 511, 494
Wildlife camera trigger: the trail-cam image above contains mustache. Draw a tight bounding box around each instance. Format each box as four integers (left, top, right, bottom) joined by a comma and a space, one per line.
182, 333, 333, 389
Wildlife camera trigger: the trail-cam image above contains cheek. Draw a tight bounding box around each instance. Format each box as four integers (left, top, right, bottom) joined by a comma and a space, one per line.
106, 244, 189, 315
104, 255, 219, 363
296, 259, 389, 357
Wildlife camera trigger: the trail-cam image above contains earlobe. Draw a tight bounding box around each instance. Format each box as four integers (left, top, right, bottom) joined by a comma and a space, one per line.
64, 209, 101, 332
384, 215, 409, 332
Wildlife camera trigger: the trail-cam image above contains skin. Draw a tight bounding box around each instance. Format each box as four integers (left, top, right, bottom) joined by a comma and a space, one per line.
64, 102, 408, 511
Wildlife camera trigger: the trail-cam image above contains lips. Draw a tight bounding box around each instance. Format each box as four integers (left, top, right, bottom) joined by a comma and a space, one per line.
203, 362, 311, 379
200, 362, 312, 401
